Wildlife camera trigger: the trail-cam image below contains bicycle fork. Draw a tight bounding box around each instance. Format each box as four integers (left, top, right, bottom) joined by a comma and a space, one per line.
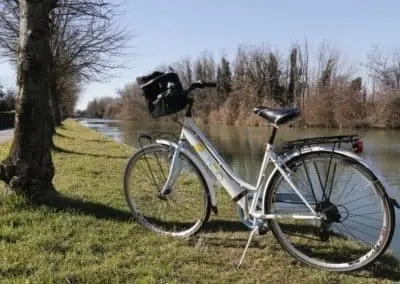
160, 142, 184, 196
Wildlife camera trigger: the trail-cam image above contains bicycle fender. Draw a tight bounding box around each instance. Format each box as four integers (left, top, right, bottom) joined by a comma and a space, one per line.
155, 139, 218, 208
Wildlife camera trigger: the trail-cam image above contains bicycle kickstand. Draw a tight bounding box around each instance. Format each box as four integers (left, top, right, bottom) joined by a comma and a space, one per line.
236, 225, 260, 269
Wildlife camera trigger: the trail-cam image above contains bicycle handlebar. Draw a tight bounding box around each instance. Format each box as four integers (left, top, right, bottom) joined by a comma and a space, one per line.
152, 81, 216, 106
185, 81, 216, 94
202, 82, 217, 88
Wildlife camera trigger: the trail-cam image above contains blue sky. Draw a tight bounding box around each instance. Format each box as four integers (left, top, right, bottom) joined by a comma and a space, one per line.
1, 0, 400, 110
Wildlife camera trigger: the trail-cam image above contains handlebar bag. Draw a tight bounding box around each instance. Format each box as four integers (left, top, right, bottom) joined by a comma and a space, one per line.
136, 71, 188, 118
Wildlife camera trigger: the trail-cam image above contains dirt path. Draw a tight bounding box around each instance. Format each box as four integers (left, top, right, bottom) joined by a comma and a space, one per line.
0, 129, 13, 144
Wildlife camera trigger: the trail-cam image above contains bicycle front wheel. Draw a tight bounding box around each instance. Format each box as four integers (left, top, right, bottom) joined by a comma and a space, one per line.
124, 143, 211, 238
265, 150, 395, 272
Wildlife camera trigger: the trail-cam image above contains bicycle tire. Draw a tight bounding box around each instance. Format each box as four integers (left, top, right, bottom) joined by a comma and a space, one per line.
264, 150, 395, 272
124, 143, 211, 238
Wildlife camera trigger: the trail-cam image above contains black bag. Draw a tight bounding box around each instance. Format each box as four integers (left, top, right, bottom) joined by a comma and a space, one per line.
136, 71, 188, 119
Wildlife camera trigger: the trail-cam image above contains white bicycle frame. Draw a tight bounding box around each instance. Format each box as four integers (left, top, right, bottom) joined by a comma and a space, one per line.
157, 117, 323, 224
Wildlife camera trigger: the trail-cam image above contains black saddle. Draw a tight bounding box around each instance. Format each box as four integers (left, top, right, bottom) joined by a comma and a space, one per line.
253, 106, 301, 126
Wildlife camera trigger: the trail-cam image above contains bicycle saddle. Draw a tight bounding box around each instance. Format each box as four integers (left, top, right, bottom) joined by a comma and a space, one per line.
253, 106, 301, 125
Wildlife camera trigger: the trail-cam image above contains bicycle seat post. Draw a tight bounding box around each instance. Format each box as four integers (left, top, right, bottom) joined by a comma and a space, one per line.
185, 98, 194, 118
269, 127, 278, 145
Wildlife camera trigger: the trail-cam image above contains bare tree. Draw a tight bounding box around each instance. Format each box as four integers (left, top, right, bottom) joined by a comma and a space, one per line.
366, 46, 400, 90
297, 39, 309, 111
365, 46, 400, 127
0, 0, 57, 200
0, 1, 19, 60
0, 0, 132, 127
192, 51, 217, 119
171, 57, 193, 86
115, 83, 148, 120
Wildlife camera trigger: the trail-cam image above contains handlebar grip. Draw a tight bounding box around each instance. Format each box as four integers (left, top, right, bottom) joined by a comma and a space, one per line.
186, 81, 217, 93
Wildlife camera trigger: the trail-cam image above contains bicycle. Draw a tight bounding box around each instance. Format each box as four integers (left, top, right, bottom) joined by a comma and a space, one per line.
123, 71, 396, 272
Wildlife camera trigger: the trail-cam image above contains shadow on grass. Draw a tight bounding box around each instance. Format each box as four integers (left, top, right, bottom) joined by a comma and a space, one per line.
55, 132, 119, 143
364, 254, 400, 281
41, 195, 248, 234
44, 195, 133, 222
86, 139, 116, 143
55, 132, 75, 140
291, 243, 400, 280
190, 235, 263, 249
38, 192, 400, 281
52, 145, 129, 159
199, 223, 400, 281
203, 219, 248, 233
271, 223, 400, 280
39, 194, 400, 280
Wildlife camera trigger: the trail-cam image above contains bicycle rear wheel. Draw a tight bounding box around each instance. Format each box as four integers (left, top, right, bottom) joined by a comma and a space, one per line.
265, 150, 395, 272
124, 143, 211, 237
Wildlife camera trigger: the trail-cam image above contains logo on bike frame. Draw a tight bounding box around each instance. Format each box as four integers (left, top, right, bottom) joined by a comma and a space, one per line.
194, 143, 224, 180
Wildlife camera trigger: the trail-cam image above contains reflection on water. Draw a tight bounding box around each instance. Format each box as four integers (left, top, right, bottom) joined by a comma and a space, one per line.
79, 118, 400, 257
79, 119, 123, 143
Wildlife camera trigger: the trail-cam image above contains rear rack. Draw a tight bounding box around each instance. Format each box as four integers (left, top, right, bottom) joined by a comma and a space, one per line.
279, 135, 362, 154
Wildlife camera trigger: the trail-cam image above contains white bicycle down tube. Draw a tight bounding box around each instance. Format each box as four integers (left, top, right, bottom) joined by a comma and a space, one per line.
182, 126, 248, 208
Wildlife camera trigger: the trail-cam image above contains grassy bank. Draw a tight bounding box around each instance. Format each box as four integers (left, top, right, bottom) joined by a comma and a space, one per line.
0, 120, 399, 283
0, 111, 14, 130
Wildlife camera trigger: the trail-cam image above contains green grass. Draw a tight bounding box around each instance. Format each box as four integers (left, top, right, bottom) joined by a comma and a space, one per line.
0, 119, 399, 283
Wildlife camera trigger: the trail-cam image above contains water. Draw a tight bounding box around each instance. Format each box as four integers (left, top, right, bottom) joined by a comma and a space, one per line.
79, 118, 400, 257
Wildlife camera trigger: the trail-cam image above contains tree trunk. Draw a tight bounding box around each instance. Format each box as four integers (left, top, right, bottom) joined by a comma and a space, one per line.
48, 41, 56, 140
50, 72, 62, 128
0, 0, 57, 201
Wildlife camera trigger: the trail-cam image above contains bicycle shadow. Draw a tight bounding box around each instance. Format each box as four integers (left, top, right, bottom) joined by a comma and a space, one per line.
42, 194, 133, 222
365, 254, 400, 280
202, 219, 249, 233
276, 223, 400, 280
188, 235, 263, 249
41, 195, 249, 234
